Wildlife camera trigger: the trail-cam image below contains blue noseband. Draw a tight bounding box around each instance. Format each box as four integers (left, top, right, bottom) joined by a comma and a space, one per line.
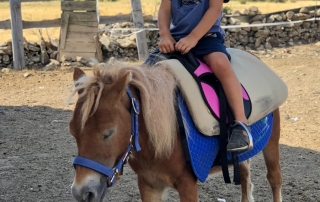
72, 87, 141, 187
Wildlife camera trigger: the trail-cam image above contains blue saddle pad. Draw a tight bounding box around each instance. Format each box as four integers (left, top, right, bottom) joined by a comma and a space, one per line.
177, 93, 273, 183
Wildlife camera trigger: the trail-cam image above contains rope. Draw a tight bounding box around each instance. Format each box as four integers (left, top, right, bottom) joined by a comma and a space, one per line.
314, 0, 319, 37
99, 17, 320, 37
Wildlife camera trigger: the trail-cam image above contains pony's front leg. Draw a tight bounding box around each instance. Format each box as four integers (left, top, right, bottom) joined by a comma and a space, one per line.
174, 171, 198, 202
239, 160, 254, 202
137, 176, 165, 202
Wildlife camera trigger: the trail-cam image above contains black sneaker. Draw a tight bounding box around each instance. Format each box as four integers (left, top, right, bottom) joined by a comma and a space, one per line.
227, 121, 253, 152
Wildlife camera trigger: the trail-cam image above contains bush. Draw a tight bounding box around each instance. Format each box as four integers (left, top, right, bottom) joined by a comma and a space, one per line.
239, 0, 247, 4
223, 6, 233, 15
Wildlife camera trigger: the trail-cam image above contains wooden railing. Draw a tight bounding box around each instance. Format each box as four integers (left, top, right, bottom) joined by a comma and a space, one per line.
0, 14, 132, 30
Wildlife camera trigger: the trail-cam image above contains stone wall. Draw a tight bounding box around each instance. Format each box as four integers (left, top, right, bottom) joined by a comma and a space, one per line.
223, 6, 320, 50
0, 6, 320, 70
99, 6, 320, 60
0, 38, 60, 70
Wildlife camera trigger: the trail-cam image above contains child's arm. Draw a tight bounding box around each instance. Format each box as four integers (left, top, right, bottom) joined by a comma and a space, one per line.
158, 0, 176, 53
189, 0, 223, 40
175, 0, 224, 54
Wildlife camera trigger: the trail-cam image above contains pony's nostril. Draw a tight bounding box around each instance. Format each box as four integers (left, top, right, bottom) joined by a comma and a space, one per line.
71, 175, 106, 201
83, 191, 95, 202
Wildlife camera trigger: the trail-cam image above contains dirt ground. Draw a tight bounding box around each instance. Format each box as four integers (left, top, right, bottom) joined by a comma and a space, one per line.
0, 43, 320, 202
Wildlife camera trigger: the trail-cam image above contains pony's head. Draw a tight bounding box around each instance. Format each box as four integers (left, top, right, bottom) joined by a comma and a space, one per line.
69, 63, 177, 201
69, 66, 133, 201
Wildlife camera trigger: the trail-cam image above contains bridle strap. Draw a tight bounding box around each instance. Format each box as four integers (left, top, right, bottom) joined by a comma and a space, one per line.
73, 156, 114, 177
72, 86, 141, 187
126, 87, 141, 152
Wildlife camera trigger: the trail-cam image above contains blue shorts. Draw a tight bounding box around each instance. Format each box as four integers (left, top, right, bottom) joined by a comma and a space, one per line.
144, 32, 231, 66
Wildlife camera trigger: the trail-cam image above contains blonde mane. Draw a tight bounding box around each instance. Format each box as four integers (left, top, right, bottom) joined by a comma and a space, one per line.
70, 62, 178, 158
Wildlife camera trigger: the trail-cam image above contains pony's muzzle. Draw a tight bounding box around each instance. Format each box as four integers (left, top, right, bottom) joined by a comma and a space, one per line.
71, 173, 107, 202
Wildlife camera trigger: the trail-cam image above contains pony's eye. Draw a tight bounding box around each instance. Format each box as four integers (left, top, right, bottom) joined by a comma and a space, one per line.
103, 129, 115, 139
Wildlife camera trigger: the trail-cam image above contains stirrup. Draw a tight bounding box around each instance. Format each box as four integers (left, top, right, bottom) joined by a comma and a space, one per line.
228, 120, 253, 154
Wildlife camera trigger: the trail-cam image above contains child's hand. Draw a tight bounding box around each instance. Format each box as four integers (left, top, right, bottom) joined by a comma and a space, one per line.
158, 35, 176, 53
175, 35, 198, 55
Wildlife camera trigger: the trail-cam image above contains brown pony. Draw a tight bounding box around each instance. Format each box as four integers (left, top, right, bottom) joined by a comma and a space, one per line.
69, 63, 282, 202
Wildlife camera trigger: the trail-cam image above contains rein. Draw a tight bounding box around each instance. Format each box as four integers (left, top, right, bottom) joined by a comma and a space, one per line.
72, 87, 141, 187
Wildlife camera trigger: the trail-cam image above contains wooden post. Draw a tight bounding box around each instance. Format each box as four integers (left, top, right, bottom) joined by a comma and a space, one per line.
59, 12, 69, 50
130, 0, 149, 61
94, 35, 103, 62
9, 0, 25, 70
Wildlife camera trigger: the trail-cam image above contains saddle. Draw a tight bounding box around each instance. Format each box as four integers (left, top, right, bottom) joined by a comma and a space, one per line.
156, 48, 288, 136
153, 48, 287, 184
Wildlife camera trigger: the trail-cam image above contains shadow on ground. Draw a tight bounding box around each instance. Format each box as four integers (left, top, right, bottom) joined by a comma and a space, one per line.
0, 105, 319, 202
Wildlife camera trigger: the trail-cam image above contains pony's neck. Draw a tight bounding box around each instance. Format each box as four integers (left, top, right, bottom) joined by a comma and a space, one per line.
135, 112, 156, 159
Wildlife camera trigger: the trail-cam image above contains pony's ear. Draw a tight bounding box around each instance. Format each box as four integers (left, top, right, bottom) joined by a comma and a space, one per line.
73, 67, 86, 82
111, 71, 132, 99
73, 68, 86, 95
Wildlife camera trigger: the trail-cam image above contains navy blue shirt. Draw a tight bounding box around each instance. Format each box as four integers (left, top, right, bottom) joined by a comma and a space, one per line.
170, 0, 225, 40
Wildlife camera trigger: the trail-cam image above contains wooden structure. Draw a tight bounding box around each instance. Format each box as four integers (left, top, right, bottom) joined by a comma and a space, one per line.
58, 0, 102, 62
1, 0, 149, 70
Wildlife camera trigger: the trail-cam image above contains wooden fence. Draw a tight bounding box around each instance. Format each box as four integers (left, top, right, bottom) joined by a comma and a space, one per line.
0, 0, 148, 70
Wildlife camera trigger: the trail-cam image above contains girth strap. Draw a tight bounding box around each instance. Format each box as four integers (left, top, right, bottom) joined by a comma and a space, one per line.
217, 81, 241, 185
217, 80, 231, 184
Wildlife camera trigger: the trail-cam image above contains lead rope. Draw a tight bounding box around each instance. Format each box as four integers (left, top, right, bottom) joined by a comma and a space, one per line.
315, 0, 319, 38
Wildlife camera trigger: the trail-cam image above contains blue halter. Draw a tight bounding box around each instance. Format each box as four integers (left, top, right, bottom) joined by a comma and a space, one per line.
72, 87, 141, 187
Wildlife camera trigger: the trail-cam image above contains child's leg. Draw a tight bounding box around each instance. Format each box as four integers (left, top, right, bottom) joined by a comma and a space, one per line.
203, 52, 252, 151
143, 48, 168, 67
203, 52, 246, 123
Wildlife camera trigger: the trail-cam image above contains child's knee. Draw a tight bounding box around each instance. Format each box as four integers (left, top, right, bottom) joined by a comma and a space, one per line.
205, 53, 229, 67
214, 57, 229, 67
210, 58, 232, 74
